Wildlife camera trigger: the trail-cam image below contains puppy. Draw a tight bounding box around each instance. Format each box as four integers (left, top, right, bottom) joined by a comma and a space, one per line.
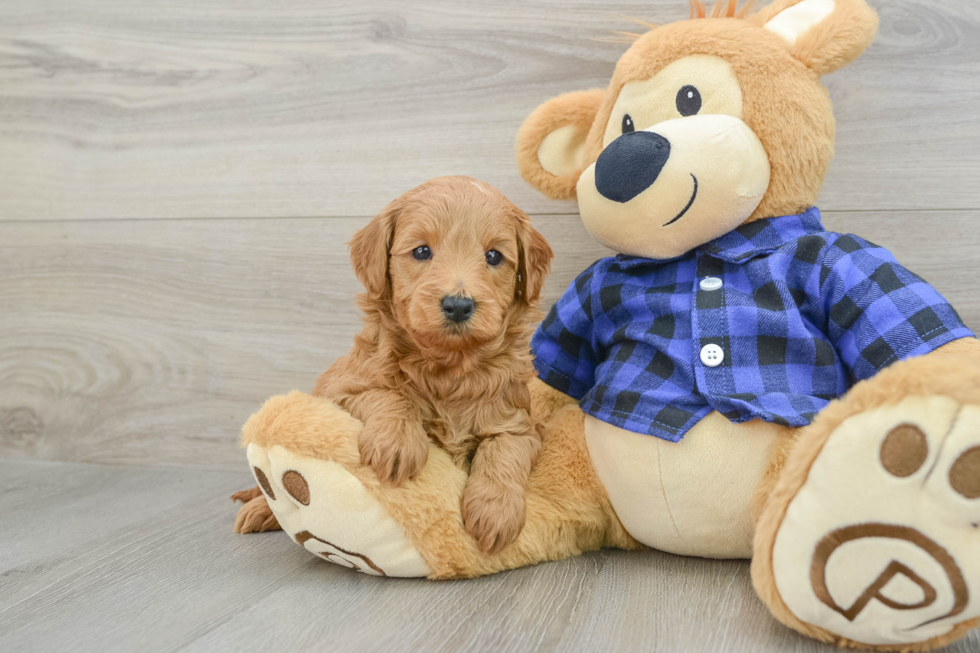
234, 176, 553, 553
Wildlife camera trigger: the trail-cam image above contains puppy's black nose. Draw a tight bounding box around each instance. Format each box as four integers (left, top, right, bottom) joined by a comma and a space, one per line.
441, 296, 475, 323
594, 131, 671, 203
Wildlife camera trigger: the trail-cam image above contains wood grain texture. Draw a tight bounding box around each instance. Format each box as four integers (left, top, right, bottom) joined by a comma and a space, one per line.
0, 461, 257, 610
1, 0, 978, 221
3, 1, 980, 650
0, 214, 607, 469
0, 460, 313, 652
2, 460, 974, 653
2, 211, 977, 471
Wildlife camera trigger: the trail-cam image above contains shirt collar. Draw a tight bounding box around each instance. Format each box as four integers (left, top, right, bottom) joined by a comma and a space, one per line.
701, 206, 824, 263
614, 207, 825, 268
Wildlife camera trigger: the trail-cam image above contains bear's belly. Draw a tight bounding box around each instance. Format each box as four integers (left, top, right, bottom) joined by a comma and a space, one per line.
585, 412, 788, 558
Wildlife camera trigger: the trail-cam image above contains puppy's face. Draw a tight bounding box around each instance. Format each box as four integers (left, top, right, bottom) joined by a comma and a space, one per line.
389, 188, 521, 350
350, 177, 552, 354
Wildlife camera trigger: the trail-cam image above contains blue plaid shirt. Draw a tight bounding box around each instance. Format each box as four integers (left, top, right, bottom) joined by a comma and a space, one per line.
532, 208, 973, 442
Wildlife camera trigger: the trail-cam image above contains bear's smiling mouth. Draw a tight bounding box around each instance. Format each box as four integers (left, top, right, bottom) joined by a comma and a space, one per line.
663, 174, 698, 227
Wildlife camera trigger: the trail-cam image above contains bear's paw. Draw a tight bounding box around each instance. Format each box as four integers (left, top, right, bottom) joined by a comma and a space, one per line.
766, 396, 980, 648
246, 442, 431, 578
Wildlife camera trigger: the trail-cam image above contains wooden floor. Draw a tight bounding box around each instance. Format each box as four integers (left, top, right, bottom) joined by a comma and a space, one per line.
3, 459, 976, 653
1, 1, 979, 651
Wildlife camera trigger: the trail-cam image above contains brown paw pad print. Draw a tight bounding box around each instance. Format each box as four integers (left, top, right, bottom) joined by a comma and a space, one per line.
949, 446, 980, 499
250, 464, 388, 576
281, 470, 310, 506
879, 423, 980, 501
811, 523, 968, 625
294, 531, 387, 576
803, 420, 979, 624
253, 466, 276, 500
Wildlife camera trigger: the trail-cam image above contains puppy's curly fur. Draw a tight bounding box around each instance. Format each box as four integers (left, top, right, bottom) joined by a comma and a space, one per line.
234, 176, 553, 554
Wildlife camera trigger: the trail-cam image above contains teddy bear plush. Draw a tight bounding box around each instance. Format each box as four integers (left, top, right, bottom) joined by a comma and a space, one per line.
235, 0, 980, 649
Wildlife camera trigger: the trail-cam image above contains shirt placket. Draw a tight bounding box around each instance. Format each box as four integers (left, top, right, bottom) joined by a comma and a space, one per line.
691, 252, 736, 399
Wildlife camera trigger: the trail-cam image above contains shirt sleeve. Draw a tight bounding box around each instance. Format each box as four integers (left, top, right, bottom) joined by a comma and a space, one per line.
819, 233, 974, 382
531, 261, 602, 399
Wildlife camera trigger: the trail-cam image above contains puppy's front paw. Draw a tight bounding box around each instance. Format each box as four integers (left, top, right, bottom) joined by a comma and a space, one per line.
461, 476, 527, 555
358, 418, 429, 485
233, 494, 281, 533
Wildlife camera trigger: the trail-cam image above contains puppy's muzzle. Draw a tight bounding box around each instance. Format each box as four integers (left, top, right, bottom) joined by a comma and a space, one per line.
441, 295, 475, 323
595, 131, 671, 203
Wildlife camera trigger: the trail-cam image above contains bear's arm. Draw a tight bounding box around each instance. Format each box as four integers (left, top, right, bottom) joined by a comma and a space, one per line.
816, 233, 975, 382
530, 260, 603, 400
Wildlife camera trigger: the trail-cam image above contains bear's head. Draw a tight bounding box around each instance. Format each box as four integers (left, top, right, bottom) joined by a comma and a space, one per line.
516, 0, 878, 259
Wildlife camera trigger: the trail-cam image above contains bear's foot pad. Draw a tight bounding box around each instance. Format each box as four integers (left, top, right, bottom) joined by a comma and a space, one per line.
246, 443, 431, 578
771, 396, 980, 648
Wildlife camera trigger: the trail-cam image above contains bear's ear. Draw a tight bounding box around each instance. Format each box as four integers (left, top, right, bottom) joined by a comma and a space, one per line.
755, 0, 878, 76
515, 88, 605, 200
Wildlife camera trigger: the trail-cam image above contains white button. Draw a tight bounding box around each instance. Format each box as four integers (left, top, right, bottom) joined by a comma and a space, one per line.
700, 344, 725, 367
699, 277, 723, 291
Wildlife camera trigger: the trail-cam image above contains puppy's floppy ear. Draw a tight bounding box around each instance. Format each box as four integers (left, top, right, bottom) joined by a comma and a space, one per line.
514, 209, 554, 305
516, 88, 605, 200
349, 199, 401, 298
754, 0, 878, 76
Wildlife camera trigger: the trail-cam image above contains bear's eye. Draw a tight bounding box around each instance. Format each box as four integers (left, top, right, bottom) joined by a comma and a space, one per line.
412, 245, 431, 261
621, 113, 635, 134
676, 85, 702, 116
486, 250, 503, 266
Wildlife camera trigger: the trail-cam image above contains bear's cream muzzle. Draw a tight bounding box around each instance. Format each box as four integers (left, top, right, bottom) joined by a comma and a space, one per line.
577, 114, 771, 260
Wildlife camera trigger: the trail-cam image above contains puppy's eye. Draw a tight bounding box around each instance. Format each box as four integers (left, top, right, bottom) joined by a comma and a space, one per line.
485, 250, 503, 266
412, 245, 431, 261
621, 113, 635, 134
676, 85, 702, 116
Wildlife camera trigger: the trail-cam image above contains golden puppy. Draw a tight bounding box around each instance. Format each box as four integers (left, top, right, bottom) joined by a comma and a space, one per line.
235, 176, 553, 553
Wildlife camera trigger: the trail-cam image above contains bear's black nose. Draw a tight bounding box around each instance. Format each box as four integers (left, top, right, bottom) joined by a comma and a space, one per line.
594, 131, 671, 203
441, 296, 475, 323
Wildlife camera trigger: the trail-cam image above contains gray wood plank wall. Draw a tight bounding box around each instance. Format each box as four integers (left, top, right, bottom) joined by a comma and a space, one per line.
2, 0, 979, 469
